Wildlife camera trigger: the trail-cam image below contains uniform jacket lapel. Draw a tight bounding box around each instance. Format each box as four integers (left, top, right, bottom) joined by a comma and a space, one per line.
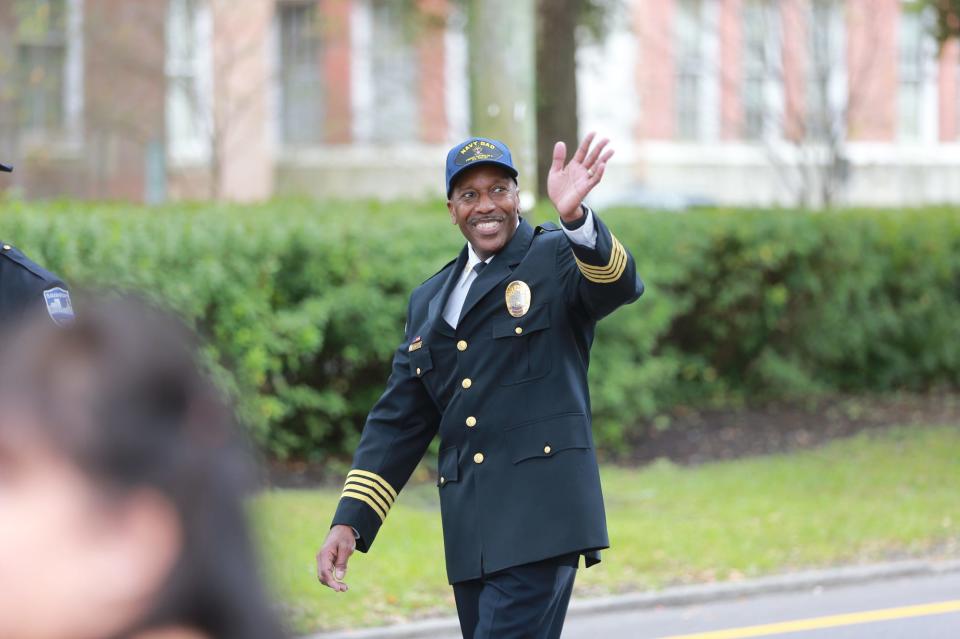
427, 246, 469, 335
458, 218, 534, 323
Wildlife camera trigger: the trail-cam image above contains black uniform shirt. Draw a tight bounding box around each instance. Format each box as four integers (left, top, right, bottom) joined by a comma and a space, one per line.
0, 242, 73, 327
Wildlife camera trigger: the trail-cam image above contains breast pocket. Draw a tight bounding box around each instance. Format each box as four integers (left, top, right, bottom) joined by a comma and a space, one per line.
408, 347, 433, 379
491, 303, 553, 385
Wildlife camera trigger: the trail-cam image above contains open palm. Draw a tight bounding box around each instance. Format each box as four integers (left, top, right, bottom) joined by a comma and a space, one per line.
547, 132, 615, 221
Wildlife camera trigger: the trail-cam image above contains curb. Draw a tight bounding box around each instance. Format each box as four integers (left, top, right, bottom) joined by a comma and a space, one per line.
304, 557, 960, 639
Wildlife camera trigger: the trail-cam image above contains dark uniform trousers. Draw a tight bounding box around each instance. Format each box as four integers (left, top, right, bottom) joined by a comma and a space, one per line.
453, 552, 579, 639
0, 242, 71, 327
332, 212, 643, 637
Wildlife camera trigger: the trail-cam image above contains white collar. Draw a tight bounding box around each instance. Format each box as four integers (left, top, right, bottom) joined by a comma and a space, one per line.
465, 243, 493, 272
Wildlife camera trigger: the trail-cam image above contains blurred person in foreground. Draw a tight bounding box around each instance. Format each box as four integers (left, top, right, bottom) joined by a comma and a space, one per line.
0, 293, 285, 639
317, 133, 644, 638
0, 162, 74, 327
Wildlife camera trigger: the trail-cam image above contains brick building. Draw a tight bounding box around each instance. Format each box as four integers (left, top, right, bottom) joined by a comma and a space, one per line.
1, 0, 958, 206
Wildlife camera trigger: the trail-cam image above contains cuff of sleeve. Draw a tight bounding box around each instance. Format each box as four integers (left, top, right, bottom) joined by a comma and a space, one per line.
332, 498, 383, 553
560, 204, 590, 230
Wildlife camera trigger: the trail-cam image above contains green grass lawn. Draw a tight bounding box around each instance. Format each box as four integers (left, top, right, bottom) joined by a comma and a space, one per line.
254, 425, 960, 634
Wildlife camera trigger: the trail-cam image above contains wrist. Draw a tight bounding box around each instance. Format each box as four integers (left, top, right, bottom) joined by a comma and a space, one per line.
559, 204, 588, 229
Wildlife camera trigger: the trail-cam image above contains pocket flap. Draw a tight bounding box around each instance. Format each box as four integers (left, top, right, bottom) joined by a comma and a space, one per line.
492, 303, 551, 339
409, 347, 433, 377
437, 446, 459, 486
506, 413, 591, 464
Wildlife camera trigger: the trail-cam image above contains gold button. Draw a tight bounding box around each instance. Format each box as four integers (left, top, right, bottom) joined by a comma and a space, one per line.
457, 340, 468, 351
462, 378, 472, 389
515, 326, 523, 335
416, 367, 421, 375
440, 476, 446, 485
544, 445, 552, 454
473, 452, 484, 464
466, 416, 477, 428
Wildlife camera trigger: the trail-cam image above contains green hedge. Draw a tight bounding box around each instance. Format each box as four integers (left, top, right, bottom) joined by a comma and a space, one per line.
4, 200, 959, 458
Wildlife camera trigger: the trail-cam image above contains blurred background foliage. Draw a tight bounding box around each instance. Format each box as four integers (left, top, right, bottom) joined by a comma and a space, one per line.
4, 201, 959, 461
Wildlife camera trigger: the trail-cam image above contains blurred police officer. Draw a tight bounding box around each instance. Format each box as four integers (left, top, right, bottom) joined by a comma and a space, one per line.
317, 133, 644, 638
0, 162, 74, 327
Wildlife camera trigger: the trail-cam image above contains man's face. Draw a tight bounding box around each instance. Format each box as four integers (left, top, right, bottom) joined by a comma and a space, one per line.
447, 164, 520, 260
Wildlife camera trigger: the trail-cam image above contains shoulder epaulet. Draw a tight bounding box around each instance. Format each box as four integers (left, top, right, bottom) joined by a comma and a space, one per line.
535, 222, 561, 235
421, 256, 458, 285
0, 242, 58, 283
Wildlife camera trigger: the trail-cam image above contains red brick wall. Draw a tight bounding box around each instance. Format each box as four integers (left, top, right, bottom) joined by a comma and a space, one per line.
321, 0, 352, 143
719, 0, 743, 140
847, 0, 897, 141
417, 0, 448, 144
636, 0, 675, 140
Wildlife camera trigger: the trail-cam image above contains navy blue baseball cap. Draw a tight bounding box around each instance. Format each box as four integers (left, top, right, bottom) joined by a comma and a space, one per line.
445, 137, 518, 198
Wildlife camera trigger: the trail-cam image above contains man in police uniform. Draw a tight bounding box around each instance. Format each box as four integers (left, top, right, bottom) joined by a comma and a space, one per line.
0, 162, 74, 327
317, 134, 643, 638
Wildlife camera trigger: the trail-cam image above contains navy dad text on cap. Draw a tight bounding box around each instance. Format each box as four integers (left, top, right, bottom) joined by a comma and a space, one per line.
445, 137, 518, 198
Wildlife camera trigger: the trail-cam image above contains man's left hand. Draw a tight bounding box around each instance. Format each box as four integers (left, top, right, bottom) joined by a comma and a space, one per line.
547, 132, 615, 222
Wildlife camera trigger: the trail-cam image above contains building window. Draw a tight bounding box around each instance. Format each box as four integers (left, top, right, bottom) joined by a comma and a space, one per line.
15, 0, 68, 141
805, 0, 844, 141
278, 1, 323, 146
166, 0, 211, 165
367, 0, 419, 143
675, 0, 704, 141
898, 5, 936, 142
742, 0, 779, 141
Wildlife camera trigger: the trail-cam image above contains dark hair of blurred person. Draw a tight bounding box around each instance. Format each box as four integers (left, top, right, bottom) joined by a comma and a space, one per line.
0, 293, 286, 639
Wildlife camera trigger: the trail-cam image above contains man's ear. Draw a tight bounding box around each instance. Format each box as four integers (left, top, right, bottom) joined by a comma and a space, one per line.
447, 200, 457, 225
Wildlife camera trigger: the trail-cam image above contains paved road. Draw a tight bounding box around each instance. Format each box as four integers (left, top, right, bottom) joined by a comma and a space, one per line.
559, 571, 960, 638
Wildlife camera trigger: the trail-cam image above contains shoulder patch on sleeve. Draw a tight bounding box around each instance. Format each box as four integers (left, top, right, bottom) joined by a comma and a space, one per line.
43, 287, 75, 326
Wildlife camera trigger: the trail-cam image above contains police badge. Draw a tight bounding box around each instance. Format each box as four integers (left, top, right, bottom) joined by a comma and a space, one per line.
505, 281, 531, 318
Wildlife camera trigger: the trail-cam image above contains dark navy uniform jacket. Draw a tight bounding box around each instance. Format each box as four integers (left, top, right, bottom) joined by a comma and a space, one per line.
0, 242, 72, 327
332, 212, 643, 584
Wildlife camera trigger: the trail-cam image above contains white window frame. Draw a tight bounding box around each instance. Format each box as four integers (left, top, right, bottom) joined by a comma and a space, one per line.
897, 2, 938, 143
804, 0, 847, 143
674, 0, 706, 141
165, 0, 213, 167
275, 0, 324, 147
741, 0, 784, 143
351, 0, 419, 144
16, 0, 84, 150
444, 2, 469, 142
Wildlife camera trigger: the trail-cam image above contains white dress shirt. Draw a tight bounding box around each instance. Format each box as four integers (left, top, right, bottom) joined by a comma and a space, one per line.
442, 209, 597, 329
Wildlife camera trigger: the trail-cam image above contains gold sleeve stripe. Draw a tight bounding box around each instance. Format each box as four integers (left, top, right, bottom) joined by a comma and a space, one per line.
579, 249, 626, 283
577, 245, 626, 277
343, 478, 394, 509
575, 236, 628, 283
341, 484, 390, 514
341, 489, 387, 522
347, 469, 398, 500
575, 236, 626, 275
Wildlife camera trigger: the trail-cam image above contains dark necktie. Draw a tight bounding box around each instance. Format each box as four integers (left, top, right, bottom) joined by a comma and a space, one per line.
473, 262, 487, 276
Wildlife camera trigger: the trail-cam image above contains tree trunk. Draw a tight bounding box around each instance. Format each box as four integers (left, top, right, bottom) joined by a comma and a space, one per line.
467, 0, 537, 198
535, 0, 580, 200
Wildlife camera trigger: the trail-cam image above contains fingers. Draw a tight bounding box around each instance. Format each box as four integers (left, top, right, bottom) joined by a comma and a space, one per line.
591, 161, 608, 184
586, 149, 614, 188
583, 137, 610, 169
572, 131, 596, 164
317, 541, 353, 592
317, 546, 339, 591
551, 141, 567, 173
334, 539, 355, 585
